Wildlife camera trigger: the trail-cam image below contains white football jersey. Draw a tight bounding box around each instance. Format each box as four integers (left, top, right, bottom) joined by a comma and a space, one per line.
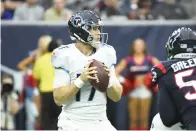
51, 43, 116, 120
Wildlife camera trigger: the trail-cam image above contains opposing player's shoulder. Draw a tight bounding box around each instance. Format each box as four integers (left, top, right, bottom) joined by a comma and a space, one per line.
151, 61, 172, 83
51, 44, 73, 68
101, 44, 117, 65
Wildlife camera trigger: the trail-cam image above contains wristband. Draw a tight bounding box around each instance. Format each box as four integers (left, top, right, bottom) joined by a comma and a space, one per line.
74, 77, 85, 89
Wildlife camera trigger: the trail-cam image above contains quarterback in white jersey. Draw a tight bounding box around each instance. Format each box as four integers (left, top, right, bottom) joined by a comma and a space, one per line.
51, 10, 123, 131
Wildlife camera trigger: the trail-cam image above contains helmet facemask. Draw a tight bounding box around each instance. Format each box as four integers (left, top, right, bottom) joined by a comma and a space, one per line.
82, 21, 108, 49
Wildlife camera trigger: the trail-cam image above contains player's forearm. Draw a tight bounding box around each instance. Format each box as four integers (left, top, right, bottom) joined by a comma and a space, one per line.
107, 83, 123, 102
53, 84, 79, 106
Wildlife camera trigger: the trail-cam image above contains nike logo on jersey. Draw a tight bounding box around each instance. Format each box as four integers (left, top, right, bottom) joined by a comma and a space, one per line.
171, 58, 196, 72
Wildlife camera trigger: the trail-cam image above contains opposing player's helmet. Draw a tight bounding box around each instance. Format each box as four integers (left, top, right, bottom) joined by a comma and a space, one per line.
68, 10, 108, 48
165, 27, 196, 60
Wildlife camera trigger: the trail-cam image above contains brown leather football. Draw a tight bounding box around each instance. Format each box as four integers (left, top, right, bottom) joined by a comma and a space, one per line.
89, 59, 109, 92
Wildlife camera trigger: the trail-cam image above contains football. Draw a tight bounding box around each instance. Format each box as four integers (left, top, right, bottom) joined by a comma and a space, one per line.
89, 59, 109, 92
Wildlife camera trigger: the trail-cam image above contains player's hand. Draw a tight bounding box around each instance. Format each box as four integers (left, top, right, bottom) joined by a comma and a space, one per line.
80, 60, 98, 83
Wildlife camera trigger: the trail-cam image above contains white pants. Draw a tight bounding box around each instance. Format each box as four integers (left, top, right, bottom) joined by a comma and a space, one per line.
58, 115, 117, 131
129, 86, 152, 99
150, 113, 184, 131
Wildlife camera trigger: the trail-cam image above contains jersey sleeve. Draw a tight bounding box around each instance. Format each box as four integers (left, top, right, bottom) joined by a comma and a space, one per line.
109, 65, 115, 75
158, 79, 179, 127
109, 65, 121, 86
51, 45, 71, 88
151, 62, 167, 83
53, 69, 71, 88
103, 44, 117, 68
51, 45, 70, 73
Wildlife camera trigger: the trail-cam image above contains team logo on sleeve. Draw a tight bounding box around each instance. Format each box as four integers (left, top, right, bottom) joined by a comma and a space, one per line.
151, 68, 158, 83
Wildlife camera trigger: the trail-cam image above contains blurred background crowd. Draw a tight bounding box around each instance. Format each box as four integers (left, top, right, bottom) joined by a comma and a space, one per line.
1, 0, 196, 21
1, 0, 196, 130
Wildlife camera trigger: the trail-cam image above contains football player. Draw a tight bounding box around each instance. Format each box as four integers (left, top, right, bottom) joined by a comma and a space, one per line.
151, 27, 196, 130
51, 10, 123, 131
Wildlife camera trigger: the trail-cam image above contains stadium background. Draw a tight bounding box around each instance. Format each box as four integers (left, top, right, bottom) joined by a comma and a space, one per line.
1, 20, 196, 130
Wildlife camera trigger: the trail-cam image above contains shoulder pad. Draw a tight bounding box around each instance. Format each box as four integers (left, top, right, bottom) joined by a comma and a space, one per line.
102, 44, 117, 66
51, 45, 70, 70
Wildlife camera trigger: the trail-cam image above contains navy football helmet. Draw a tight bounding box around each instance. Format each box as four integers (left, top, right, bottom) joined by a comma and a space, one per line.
68, 10, 108, 48
166, 27, 196, 60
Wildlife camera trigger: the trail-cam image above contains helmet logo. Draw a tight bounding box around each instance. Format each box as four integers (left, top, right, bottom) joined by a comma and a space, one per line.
166, 28, 181, 50
71, 15, 83, 27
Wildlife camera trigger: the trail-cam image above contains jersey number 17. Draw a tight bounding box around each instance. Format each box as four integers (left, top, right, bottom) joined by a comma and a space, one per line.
76, 74, 96, 101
